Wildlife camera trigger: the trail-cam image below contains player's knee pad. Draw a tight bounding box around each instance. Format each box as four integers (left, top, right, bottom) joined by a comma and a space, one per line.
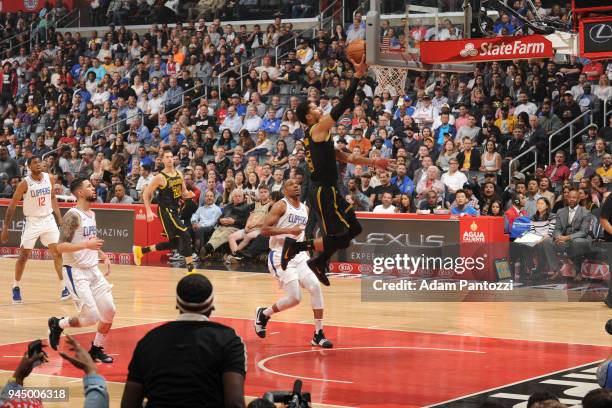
302, 273, 324, 309
97, 293, 116, 324
78, 308, 100, 327
324, 232, 351, 251
277, 281, 302, 311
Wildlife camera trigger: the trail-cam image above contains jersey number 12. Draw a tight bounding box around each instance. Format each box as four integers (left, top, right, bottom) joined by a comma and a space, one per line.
38, 196, 46, 207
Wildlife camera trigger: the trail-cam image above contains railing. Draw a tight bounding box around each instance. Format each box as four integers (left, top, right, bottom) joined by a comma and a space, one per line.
55, 9, 81, 28
97, 82, 208, 139
319, 0, 342, 30
548, 110, 593, 165
216, 2, 339, 97
94, 111, 143, 138
508, 146, 537, 186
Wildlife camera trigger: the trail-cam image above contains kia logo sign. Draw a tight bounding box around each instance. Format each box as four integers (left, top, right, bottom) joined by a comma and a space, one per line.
338, 263, 353, 273
589, 23, 612, 43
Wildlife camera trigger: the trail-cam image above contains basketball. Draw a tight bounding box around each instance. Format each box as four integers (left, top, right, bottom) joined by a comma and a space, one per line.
346, 39, 366, 62
606, 319, 612, 335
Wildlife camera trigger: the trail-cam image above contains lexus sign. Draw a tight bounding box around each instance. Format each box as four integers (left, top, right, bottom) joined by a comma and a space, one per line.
580, 17, 612, 59
420, 35, 553, 64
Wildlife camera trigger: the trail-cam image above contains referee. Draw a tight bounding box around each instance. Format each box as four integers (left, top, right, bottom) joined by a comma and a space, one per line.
121, 274, 246, 408
599, 193, 612, 308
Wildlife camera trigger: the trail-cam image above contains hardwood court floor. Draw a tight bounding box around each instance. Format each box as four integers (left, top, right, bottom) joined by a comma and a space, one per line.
0, 259, 610, 407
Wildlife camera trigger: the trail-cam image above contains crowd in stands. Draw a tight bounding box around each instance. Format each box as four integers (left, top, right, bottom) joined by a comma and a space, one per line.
0, 3, 611, 279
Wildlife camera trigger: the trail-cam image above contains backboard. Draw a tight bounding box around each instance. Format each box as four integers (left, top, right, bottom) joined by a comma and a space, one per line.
365, 0, 475, 73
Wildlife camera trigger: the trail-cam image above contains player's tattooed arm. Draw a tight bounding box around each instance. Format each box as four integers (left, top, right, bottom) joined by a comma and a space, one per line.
56, 212, 104, 253
58, 211, 80, 244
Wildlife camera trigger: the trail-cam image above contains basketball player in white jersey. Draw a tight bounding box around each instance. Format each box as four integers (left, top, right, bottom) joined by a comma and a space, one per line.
1, 156, 69, 303
255, 179, 332, 348
47, 178, 116, 363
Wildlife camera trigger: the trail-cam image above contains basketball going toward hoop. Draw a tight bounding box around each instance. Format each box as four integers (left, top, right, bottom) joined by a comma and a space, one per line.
346, 40, 366, 63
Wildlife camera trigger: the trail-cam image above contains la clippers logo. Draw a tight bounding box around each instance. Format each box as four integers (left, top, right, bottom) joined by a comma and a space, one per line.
460, 43, 478, 57
135, 209, 146, 220
338, 263, 353, 273
23, 0, 39, 10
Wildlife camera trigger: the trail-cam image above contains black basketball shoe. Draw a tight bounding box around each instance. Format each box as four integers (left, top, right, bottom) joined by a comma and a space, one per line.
311, 330, 333, 348
47, 317, 64, 350
307, 257, 330, 287
89, 344, 114, 363
254, 307, 270, 338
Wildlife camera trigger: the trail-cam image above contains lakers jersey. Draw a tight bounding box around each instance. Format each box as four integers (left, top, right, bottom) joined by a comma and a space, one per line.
23, 172, 53, 218
157, 171, 183, 209
269, 198, 308, 252
303, 125, 338, 186
63, 208, 99, 269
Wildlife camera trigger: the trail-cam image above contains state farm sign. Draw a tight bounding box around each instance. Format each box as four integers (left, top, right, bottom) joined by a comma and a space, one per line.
420, 35, 553, 64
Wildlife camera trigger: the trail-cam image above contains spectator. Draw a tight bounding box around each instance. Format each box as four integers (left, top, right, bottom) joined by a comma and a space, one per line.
504, 192, 528, 232
122, 273, 246, 408
226, 184, 272, 262
456, 137, 481, 173
450, 189, 478, 216
109, 182, 133, 204
542, 189, 592, 280
372, 191, 396, 213
200, 189, 253, 258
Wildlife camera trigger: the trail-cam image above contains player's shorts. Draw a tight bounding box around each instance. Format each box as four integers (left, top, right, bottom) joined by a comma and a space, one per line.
63, 264, 113, 318
158, 206, 188, 239
309, 184, 357, 236
20, 214, 60, 249
268, 249, 312, 287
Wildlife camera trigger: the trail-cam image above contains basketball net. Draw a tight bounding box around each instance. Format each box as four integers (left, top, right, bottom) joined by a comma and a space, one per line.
370, 65, 409, 97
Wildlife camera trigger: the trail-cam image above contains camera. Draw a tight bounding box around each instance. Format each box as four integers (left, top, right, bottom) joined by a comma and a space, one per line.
262, 380, 311, 407
27, 339, 47, 368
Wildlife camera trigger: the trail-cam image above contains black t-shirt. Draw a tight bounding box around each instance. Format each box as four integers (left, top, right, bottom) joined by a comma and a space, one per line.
600, 195, 612, 241
127, 320, 246, 408
372, 183, 401, 207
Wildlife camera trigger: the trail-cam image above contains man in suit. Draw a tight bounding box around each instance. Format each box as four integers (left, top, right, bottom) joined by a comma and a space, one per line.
542, 189, 592, 277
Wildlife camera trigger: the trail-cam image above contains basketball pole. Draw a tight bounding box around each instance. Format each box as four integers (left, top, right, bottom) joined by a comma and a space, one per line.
463, 0, 472, 39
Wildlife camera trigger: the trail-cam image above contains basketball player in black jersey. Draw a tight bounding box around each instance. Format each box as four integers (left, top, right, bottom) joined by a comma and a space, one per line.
282, 55, 393, 286
133, 147, 197, 273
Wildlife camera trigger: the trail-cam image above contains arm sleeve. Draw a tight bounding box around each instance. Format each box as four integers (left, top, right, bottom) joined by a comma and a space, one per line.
330, 77, 360, 121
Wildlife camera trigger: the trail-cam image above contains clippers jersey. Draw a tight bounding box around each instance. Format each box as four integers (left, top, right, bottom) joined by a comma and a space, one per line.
63, 208, 99, 269
157, 171, 183, 209
23, 172, 53, 218
303, 125, 338, 186
269, 198, 308, 252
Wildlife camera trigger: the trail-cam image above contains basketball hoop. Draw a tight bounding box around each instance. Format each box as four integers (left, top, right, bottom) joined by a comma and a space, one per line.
370, 65, 409, 97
